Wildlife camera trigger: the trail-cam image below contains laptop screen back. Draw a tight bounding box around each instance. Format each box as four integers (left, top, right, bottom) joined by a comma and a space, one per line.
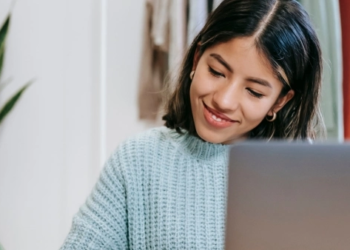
225, 143, 350, 250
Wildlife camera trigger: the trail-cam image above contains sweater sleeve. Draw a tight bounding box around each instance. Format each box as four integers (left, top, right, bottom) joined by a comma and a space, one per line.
60, 151, 128, 250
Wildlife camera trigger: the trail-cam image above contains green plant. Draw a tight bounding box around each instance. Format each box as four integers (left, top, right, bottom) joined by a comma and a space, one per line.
0, 12, 31, 250
0, 14, 30, 126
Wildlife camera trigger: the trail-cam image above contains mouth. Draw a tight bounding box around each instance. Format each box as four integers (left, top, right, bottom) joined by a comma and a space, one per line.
202, 101, 239, 128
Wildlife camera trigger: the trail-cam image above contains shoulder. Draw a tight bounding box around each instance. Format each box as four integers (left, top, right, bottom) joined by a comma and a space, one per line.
110, 126, 180, 165
101, 127, 185, 185
119, 126, 177, 150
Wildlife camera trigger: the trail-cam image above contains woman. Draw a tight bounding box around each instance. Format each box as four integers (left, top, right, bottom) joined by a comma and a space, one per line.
61, 0, 324, 249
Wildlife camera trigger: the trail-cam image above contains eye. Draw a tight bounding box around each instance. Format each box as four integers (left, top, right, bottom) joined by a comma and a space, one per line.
208, 66, 225, 78
247, 88, 264, 99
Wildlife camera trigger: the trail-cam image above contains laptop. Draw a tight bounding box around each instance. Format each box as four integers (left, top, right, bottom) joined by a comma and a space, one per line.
225, 142, 350, 250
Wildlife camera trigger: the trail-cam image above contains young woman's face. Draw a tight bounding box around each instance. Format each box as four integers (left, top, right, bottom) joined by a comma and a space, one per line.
190, 37, 293, 144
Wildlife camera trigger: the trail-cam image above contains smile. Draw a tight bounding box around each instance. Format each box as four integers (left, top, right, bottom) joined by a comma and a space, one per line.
203, 102, 238, 128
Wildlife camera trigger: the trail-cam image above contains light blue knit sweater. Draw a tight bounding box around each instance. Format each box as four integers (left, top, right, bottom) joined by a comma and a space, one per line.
61, 127, 230, 249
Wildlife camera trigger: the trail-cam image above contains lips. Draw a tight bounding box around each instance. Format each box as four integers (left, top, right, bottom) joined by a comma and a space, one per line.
202, 102, 238, 128
203, 102, 236, 122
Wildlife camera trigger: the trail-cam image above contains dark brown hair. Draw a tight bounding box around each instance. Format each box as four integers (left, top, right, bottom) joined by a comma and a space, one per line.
162, 0, 324, 140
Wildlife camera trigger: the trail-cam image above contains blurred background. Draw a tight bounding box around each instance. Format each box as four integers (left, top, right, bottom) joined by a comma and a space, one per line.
0, 0, 348, 249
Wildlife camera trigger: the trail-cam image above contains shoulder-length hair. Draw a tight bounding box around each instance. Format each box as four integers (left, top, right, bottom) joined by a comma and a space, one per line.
163, 0, 324, 140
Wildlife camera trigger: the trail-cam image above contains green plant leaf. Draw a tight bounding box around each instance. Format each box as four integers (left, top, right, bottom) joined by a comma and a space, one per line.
0, 47, 4, 77
0, 15, 10, 77
0, 81, 31, 125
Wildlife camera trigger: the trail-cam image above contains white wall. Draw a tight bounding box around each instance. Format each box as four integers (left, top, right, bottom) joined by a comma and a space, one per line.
105, 0, 154, 156
0, 0, 150, 249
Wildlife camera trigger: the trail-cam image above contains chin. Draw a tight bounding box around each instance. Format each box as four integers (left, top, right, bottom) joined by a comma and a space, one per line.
196, 127, 229, 144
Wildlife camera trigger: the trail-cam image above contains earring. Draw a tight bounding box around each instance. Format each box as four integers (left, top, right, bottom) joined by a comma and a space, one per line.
190, 71, 195, 80
266, 112, 276, 122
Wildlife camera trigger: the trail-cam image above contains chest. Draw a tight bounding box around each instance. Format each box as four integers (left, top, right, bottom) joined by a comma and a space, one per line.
125, 160, 228, 249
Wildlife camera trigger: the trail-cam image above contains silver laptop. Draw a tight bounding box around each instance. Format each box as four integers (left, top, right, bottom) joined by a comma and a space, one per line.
225, 142, 350, 250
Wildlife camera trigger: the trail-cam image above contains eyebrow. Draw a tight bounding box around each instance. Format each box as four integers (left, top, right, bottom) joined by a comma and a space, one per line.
209, 53, 272, 88
247, 77, 272, 88
210, 53, 233, 73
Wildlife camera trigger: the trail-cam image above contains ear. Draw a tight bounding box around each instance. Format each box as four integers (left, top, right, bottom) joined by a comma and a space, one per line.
267, 90, 295, 116
192, 43, 201, 71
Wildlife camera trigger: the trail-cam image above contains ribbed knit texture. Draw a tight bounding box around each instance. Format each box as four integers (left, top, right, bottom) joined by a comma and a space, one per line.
61, 127, 230, 249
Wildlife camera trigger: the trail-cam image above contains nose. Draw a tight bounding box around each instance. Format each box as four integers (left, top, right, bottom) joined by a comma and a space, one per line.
212, 81, 241, 112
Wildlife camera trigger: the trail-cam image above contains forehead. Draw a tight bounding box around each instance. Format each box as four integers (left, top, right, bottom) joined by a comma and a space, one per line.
203, 37, 278, 79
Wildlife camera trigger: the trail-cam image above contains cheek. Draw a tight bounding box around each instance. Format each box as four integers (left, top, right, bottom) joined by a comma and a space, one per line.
242, 100, 274, 123
191, 71, 216, 98
189, 80, 200, 110
190, 80, 203, 101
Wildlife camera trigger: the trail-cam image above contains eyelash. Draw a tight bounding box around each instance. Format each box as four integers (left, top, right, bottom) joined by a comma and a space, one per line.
208, 66, 225, 78
247, 88, 264, 99
208, 66, 264, 99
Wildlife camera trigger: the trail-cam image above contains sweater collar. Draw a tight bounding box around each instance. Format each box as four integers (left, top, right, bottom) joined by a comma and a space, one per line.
167, 128, 230, 161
